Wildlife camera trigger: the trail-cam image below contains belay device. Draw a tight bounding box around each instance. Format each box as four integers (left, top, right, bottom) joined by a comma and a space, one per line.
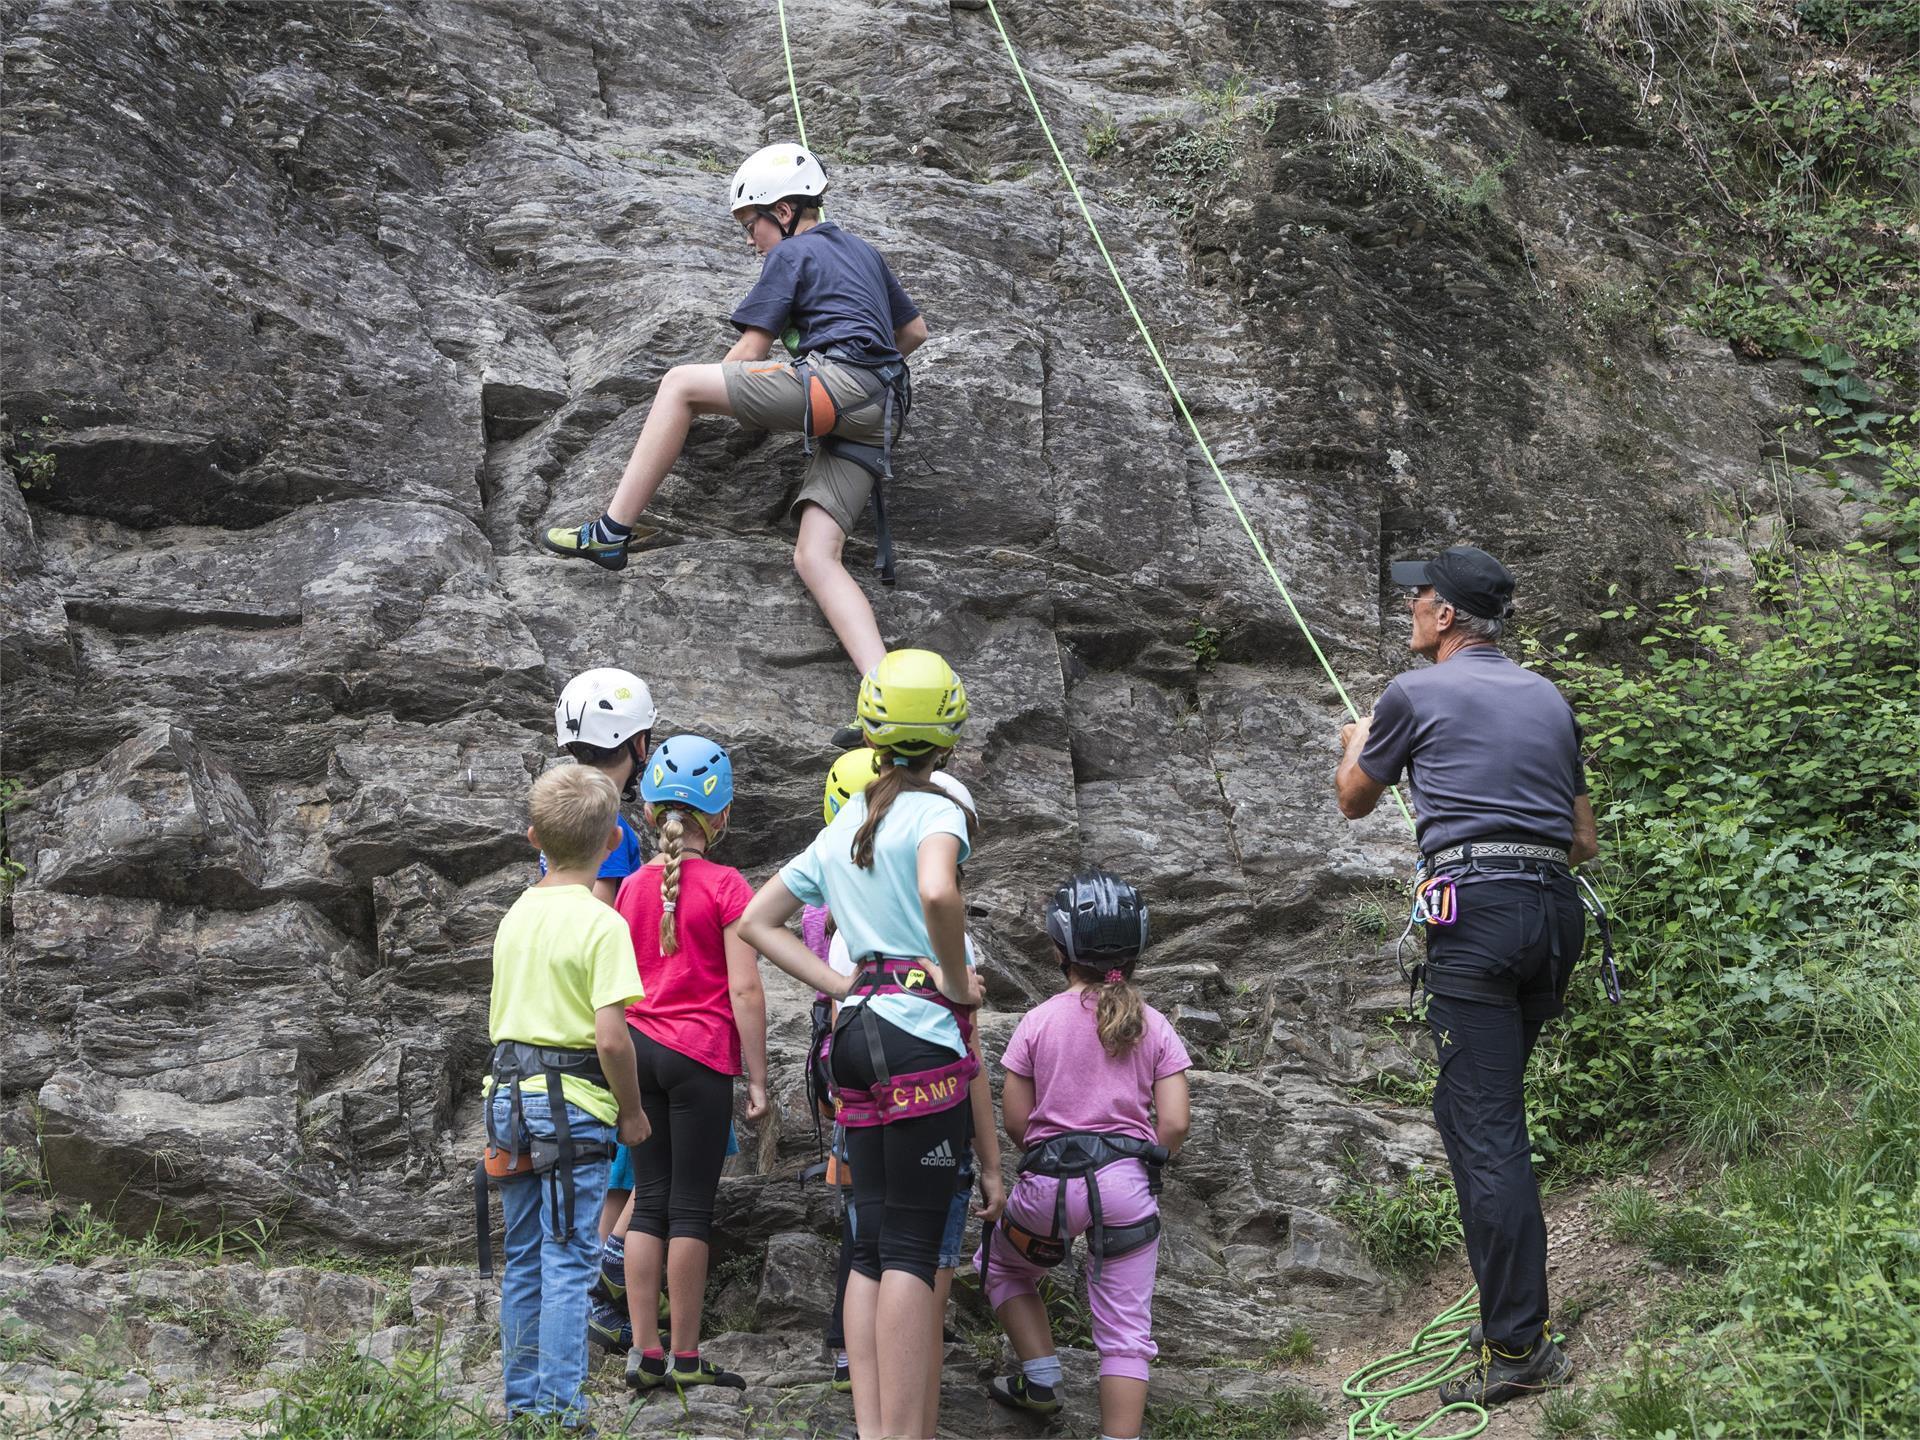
474, 1040, 618, 1276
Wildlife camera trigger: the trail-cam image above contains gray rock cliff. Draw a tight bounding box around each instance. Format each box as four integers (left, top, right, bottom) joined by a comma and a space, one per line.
3, 0, 1792, 1367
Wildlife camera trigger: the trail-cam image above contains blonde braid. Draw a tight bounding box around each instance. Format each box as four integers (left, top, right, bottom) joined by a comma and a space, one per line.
658, 809, 685, 957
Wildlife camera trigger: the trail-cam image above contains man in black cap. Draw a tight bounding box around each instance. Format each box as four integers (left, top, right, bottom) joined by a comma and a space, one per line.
1333, 544, 1596, 1406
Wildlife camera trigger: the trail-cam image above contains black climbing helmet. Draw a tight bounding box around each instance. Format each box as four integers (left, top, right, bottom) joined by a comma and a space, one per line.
1045, 868, 1149, 968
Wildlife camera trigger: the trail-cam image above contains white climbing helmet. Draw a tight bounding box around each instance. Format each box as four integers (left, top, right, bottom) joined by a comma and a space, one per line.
554, 668, 657, 750
728, 143, 828, 216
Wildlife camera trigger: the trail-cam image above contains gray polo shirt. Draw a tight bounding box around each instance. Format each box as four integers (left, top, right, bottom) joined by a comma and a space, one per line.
1357, 646, 1586, 855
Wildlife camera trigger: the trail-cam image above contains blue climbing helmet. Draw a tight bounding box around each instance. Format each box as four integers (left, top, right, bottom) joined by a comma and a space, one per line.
641, 734, 734, 814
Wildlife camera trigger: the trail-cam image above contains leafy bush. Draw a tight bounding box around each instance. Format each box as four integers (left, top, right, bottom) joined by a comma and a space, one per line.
1526, 551, 1920, 1163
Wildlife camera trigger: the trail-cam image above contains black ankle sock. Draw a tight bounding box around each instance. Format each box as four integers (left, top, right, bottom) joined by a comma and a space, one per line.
590, 514, 633, 544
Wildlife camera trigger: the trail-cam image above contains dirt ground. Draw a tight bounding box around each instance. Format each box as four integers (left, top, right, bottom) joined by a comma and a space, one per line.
1296, 1167, 1687, 1440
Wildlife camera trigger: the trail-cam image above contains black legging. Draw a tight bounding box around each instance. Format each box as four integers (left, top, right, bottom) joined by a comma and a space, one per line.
625, 1025, 734, 1242
831, 1010, 970, 1287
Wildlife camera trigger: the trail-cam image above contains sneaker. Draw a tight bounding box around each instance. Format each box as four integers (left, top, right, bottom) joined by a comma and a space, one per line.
831, 1359, 851, 1393
671, 1355, 747, 1391
624, 1348, 669, 1392
1437, 1335, 1574, 1407
988, 1373, 1061, 1415
587, 1300, 631, 1354
536, 521, 636, 572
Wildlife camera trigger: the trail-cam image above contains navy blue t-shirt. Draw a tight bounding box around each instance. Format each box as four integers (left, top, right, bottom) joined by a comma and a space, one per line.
729, 221, 919, 366
1357, 646, 1587, 854
538, 812, 644, 883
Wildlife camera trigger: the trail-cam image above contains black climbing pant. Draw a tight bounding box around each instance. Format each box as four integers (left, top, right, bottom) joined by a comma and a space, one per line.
1422, 865, 1583, 1354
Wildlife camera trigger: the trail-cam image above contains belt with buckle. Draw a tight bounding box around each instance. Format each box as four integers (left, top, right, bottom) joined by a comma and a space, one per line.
1426, 841, 1569, 870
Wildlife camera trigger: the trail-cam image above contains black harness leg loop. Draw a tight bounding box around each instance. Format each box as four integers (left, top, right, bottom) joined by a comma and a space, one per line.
475, 1160, 494, 1276
548, 1066, 576, 1243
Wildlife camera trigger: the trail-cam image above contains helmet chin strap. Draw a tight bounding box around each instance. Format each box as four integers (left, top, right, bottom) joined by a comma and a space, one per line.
620, 736, 647, 801
757, 203, 799, 239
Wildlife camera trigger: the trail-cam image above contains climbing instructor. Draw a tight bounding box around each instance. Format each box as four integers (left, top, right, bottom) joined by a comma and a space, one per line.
1333, 544, 1595, 1407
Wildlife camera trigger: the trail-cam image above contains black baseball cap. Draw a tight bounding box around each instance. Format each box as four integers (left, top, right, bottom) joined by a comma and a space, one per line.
1390, 545, 1515, 620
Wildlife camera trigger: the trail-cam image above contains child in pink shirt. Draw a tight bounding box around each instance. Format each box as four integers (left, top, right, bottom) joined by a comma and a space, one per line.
974, 870, 1192, 1440
612, 734, 766, 1394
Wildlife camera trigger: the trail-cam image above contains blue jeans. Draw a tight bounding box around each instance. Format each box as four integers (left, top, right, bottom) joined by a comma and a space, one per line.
492, 1089, 613, 1424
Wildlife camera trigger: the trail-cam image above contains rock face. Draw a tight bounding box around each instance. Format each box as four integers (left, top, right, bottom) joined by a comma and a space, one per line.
3, 0, 1791, 1363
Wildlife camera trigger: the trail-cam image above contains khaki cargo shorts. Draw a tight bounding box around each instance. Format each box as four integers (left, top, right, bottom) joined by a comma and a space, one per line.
722, 354, 899, 535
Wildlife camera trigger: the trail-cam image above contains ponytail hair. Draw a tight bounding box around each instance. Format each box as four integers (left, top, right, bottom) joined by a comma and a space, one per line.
850, 750, 977, 870
657, 808, 686, 957
1068, 959, 1146, 1059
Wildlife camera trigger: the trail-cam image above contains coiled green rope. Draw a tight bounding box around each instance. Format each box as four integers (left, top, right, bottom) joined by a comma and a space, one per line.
1342, 1287, 1488, 1440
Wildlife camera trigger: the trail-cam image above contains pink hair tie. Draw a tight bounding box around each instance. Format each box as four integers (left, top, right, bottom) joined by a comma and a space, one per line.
1105, 968, 1125, 985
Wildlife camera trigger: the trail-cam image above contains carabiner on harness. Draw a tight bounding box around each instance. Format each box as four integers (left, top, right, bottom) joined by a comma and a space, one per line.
1574, 872, 1622, 1005
1392, 860, 1459, 990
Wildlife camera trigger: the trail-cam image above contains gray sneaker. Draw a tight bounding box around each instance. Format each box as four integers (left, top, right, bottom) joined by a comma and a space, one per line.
1437, 1335, 1573, 1406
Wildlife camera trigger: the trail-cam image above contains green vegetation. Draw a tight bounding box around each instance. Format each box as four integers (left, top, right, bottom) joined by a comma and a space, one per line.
1331, 1162, 1462, 1275
1147, 1388, 1327, 1437
1084, 111, 1120, 160
1531, 552, 1918, 1165
1262, 1325, 1316, 1365
264, 1348, 497, 1439
1187, 623, 1223, 670
4, 414, 60, 490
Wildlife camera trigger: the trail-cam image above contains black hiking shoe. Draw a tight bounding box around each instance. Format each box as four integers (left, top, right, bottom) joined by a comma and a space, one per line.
587, 1299, 631, 1354
1437, 1336, 1574, 1407
671, 1355, 747, 1391
624, 1348, 668, 1392
537, 521, 642, 571
988, 1373, 1062, 1415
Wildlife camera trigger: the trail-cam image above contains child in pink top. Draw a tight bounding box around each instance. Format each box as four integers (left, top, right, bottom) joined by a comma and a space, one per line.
974, 870, 1191, 1440
611, 734, 766, 1393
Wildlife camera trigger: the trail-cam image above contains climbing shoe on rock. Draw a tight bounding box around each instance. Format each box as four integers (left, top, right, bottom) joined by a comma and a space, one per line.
1437, 1335, 1573, 1407
829, 721, 864, 750
625, 1349, 669, 1392
587, 1299, 631, 1354
988, 1373, 1062, 1415
670, 1355, 747, 1391
537, 519, 659, 570
538, 521, 630, 571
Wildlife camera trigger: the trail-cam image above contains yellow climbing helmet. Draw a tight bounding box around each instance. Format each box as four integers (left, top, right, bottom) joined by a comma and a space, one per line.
822, 746, 884, 825
856, 649, 969, 756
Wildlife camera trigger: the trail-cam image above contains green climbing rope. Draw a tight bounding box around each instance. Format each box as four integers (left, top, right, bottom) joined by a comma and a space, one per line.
977, 0, 1415, 830
775, 0, 809, 150
1342, 1287, 1487, 1440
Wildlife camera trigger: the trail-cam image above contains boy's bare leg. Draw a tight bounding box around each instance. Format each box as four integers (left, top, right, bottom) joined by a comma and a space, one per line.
605, 363, 734, 527
793, 503, 886, 675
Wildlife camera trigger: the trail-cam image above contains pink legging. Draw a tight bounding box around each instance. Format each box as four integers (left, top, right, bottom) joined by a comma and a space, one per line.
972, 1159, 1160, 1381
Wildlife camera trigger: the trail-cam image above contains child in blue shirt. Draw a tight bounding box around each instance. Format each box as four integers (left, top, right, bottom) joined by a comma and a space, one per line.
546, 668, 654, 904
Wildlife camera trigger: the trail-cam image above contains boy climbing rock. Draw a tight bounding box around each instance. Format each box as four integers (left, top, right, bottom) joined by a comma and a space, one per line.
537, 143, 927, 678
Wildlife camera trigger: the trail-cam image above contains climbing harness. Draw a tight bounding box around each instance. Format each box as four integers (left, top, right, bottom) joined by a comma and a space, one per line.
979, 1133, 1168, 1295
828, 955, 979, 1126
1393, 843, 1622, 1004
795, 349, 911, 585
1341, 1288, 1488, 1440
474, 1041, 618, 1277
